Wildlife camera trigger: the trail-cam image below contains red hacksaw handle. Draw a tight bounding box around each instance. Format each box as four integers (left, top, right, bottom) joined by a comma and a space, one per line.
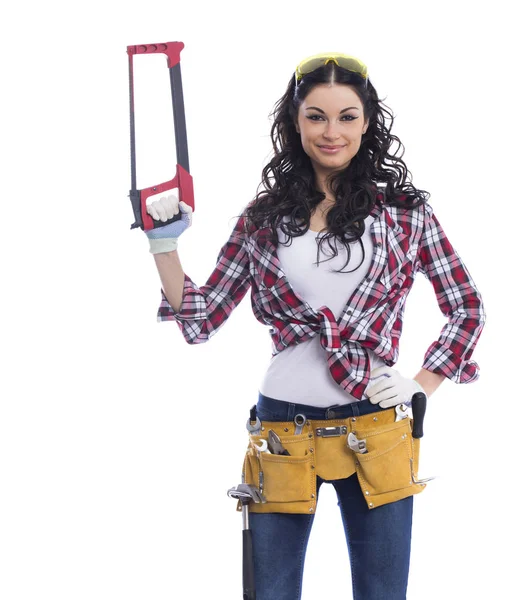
127, 42, 184, 68
140, 164, 194, 232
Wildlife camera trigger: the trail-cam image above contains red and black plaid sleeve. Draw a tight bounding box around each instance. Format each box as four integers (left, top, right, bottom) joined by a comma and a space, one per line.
156, 215, 251, 344
417, 203, 486, 382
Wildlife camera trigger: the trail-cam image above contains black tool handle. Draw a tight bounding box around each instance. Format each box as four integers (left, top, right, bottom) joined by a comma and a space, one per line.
411, 392, 427, 438
242, 529, 256, 600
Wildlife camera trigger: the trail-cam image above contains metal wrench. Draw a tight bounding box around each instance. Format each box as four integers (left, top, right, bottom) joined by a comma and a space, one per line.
246, 416, 262, 434
251, 439, 270, 453
395, 403, 410, 421
347, 432, 368, 454
294, 414, 307, 435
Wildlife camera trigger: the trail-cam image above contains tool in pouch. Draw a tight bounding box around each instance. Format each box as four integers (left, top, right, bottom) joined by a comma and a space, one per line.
348, 399, 420, 453
349, 392, 434, 485
126, 41, 195, 232
268, 430, 291, 455
408, 391, 435, 484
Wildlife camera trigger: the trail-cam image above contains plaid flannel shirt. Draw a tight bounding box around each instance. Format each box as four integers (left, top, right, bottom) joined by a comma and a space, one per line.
157, 191, 486, 400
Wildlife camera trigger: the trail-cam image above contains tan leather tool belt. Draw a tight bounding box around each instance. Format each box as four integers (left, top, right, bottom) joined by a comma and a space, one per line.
241, 406, 427, 514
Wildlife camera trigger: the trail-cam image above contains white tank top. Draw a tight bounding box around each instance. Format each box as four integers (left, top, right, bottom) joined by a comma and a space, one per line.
258, 214, 386, 407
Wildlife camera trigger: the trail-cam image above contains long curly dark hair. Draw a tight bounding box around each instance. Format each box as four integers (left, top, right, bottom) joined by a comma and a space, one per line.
234, 60, 430, 273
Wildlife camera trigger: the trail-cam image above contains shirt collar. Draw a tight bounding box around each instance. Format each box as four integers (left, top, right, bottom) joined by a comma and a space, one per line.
369, 188, 385, 219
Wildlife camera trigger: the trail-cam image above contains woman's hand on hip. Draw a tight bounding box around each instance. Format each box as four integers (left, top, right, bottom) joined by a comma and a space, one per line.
365, 366, 426, 408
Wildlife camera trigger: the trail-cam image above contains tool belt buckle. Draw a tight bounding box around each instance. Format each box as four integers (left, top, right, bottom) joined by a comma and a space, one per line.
316, 426, 347, 438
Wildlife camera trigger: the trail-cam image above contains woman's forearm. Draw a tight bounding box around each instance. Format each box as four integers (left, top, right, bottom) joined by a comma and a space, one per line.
152, 249, 185, 313
413, 368, 445, 398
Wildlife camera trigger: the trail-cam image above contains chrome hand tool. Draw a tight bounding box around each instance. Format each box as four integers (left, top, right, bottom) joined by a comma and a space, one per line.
294, 414, 307, 435
395, 403, 410, 421
227, 484, 266, 600
252, 439, 270, 453
267, 430, 291, 456
347, 432, 368, 454
246, 405, 262, 435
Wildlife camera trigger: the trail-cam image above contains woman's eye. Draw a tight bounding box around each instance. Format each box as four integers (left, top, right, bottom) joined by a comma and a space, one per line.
306, 115, 356, 121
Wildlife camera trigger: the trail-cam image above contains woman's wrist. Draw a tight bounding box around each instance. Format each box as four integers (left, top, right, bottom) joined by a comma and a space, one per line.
412, 369, 445, 398
148, 237, 179, 254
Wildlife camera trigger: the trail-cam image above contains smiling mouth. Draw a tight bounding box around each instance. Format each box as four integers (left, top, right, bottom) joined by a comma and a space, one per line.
318, 145, 346, 153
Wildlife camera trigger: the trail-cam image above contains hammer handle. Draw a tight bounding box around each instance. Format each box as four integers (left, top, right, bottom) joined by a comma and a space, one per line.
242, 529, 256, 599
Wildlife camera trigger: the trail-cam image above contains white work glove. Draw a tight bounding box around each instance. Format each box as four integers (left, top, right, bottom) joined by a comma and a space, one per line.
365, 366, 426, 409
145, 189, 193, 254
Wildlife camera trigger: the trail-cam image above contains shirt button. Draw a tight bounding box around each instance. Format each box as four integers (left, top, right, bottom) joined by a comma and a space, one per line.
376, 242, 382, 247
347, 310, 353, 316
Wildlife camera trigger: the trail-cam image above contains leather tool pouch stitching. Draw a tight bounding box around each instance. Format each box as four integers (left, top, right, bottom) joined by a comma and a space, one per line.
244, 432, 314, 504
354, 418, 419, 496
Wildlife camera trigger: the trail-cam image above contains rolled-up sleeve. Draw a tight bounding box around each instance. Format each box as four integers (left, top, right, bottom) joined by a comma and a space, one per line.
417, 203, 486, 383
156, 215, 251, 344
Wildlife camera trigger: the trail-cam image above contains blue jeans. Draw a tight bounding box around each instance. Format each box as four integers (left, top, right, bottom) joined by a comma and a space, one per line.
249, 392, 414, 600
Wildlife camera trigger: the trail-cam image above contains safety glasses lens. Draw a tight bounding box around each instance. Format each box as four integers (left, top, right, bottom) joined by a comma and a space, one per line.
298, 55, 367, 81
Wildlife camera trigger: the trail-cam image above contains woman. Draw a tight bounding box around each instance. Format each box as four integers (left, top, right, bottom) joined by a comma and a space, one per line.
145, 53, 486, 600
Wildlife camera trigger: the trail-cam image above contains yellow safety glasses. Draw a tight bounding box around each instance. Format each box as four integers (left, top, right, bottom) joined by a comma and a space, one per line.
295, 52, 369, 87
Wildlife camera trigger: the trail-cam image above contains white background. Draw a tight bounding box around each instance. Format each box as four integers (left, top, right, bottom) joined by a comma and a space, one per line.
1, 1, 519, 598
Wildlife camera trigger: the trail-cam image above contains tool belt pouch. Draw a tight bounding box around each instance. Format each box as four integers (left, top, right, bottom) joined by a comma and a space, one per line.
242, 427, 317, 515
352, 413, 426, 509
239, 411, 427, 514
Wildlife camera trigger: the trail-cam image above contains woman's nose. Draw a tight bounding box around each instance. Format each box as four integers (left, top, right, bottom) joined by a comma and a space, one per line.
323, 121, 341, 139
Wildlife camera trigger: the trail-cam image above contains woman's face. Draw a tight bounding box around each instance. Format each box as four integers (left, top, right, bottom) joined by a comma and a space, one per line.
295, 83, 369, 188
